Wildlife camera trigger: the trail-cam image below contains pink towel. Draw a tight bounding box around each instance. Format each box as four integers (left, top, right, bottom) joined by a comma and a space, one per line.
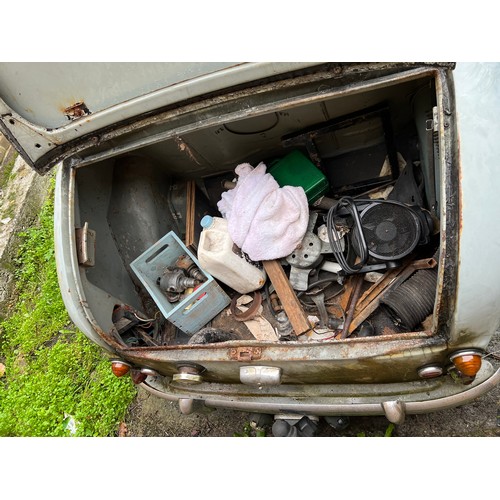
217, 162, 309, 261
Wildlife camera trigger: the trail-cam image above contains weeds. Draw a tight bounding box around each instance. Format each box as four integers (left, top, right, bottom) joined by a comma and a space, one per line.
0, 179, 136, 436
234, 422, 267, 437
357, 423, 395, 437
0, 152, 17, 191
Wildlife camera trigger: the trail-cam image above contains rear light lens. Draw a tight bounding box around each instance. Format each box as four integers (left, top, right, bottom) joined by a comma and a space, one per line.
450, 350, 482, 377
111, 360, 131, 377
418, 365, 444, 379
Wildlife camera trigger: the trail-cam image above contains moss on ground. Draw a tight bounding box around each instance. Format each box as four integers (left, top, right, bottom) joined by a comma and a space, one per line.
0, 178, 136, 436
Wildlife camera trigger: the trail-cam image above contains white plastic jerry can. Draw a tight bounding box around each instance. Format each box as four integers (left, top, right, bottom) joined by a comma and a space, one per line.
197, 215, 267, 294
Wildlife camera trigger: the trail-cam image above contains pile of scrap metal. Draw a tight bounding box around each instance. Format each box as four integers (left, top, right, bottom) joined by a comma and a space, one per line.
190, 149, 439, 343
113, 105, 441, 346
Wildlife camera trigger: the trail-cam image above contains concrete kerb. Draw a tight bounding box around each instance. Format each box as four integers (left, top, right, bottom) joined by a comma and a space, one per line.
0, 133, 13, 168
0, 153, 52, 317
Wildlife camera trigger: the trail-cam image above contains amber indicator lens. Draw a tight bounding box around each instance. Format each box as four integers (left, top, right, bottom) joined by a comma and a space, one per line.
111, 361, 131, 377
450, 352, 482, 377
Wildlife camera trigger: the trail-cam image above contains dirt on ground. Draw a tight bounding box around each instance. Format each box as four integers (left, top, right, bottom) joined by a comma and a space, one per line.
125, 332, 500, 438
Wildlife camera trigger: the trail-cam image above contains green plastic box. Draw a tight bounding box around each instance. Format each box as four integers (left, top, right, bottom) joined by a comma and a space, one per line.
269, 150, 329, 203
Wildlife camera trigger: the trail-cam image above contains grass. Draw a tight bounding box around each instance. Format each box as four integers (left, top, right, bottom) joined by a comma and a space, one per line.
0, 152, 17, 192
0, 152, 18, 220
0, 178, 137, 436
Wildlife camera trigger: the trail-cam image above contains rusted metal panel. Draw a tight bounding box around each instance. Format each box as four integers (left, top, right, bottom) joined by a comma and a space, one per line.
75, 222, 95, 267
53, 164, 117, 352
116, 333, 446, 385
428, 68, 460, 343
229, 347, 263, 362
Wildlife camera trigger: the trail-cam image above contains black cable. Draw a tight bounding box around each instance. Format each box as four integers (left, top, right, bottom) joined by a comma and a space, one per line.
327, 197, 368, 274
296, 278, 342, 298
326, 197, 423, 275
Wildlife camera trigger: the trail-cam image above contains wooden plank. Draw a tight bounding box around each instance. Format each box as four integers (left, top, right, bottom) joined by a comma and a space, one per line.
185, 180, 196, 250
263, 260, 311, 336
340, 274, 364, 338
338, 276, 358, 313
185, 180, 217, 252
355, 268, 401, 312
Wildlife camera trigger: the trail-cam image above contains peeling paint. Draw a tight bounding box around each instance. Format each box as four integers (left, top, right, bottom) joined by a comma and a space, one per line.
63, 101, 90, 120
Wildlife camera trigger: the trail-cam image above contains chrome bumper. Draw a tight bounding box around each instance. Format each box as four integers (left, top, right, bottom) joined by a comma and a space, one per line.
140, 366, 500, 425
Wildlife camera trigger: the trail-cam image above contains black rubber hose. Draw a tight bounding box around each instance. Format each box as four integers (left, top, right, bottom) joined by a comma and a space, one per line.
380, 267, 438, 330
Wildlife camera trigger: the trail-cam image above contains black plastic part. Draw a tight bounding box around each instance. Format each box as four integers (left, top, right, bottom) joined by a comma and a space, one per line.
295, 416, 319, 437
324, 415, 351, 430
359, 202, 421, 261
388, 162, 424, 207
272, 417, 318, 437
329, 197, 431, 275
281, 103, 400, 191
357, 322, 375, 337
272, 420, 297, 437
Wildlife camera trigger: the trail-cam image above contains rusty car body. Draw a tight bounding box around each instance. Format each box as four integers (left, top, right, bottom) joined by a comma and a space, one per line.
1, 62, 499, 435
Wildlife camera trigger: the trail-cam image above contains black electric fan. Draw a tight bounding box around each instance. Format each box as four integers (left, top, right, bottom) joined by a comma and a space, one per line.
327, 197, 431, 274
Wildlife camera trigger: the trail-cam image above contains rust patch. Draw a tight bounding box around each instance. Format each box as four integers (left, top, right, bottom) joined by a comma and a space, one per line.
457, 134, 463, 234
88, 321, 125, 350
229, 347, 263, 362
230, 292, 262, 322
75, 222, 96, 267
63, 101, 90, 120
174, 136, 202, 165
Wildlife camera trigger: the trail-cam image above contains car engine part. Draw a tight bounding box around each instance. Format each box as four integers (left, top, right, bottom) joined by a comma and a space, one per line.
230, 291, 263, 322
327, 197, 432, 275
158, 267, 200, 296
